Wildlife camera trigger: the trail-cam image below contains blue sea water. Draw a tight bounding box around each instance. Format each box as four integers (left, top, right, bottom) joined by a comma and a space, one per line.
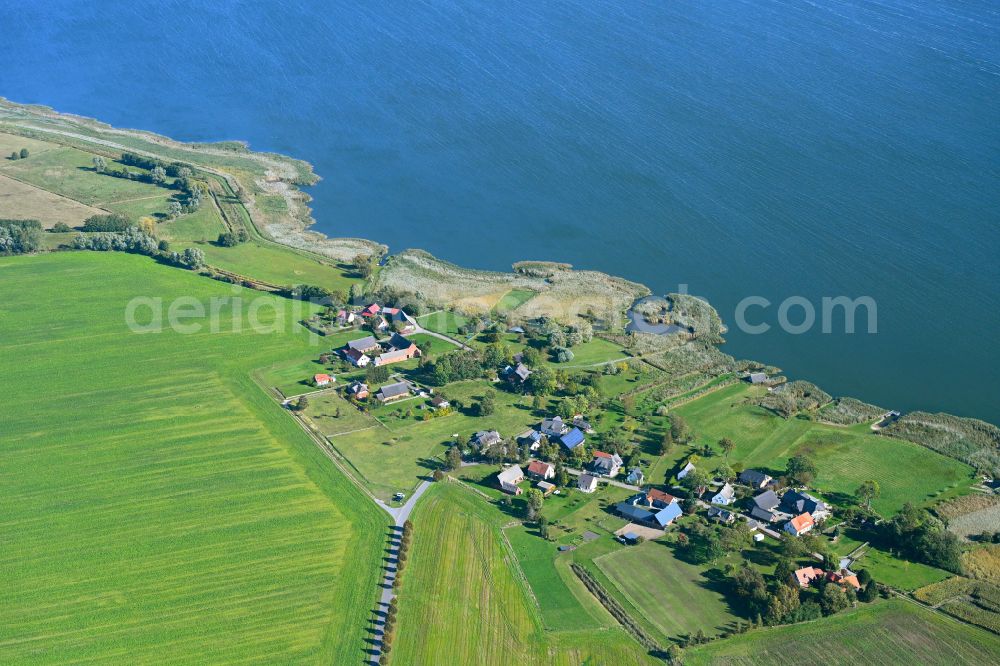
2, 0, 998, 423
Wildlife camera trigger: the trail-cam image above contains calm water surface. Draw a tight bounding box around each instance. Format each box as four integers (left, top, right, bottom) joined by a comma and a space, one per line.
2, 0, 998, 422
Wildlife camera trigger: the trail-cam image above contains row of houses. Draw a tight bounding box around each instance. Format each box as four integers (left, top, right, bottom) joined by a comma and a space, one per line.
341, 332, 421, 368
335, 303, 415, 333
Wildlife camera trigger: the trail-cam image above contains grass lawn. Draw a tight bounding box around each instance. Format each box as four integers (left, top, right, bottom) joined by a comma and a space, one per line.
0, 252, 387, 663
303, 389, 380, 436
596, 541, 743, 640
684, 599, 1000, 665
415, 309, 470, 337
550, 337, 629, 367
674, 384, 974, 514
176, 240, 361, 289
393, 483, 657, 665
832, 531, 951, 591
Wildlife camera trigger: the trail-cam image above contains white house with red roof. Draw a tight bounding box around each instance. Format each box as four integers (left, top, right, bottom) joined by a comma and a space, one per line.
784, 512, 815, 537
526, 460, 555, 480
313, 373, 334, 387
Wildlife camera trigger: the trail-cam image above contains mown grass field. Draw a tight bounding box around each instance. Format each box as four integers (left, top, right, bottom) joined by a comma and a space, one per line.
0, 252, 387, 663
393, 483, 657, 665
684, 599, 1000, 665
674, 383, 974, 513
175, 240, 361, 290
596, 541, 742, 640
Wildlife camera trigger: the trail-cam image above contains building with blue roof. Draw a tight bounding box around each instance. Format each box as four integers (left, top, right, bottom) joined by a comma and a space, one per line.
560, 427, 585, 450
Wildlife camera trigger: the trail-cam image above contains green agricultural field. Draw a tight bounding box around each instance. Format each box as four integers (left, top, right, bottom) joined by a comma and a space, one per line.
684, 599, 1000, 665
393, 483, 657, 665
674, 384, 974, 514
0, 252, 387, 663
596, 541, 743, 641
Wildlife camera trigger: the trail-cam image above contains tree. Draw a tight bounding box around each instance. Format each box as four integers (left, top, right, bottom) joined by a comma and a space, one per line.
477, 389, 497, 416
432, 469, 445, 481
670, 414, 692, 443
785, 453, 817, 485
19, 148, 29, 159
855, 480, 881, 511
719, 522, 753, 553
526, 366, 557, 395
858, 580, 877, 602
538, 515, 550, 539
524, 488, 544, 520
168, 200, 183, 218
719, 437, 735, 460
666, 644, 683, 666
150, 165, 167, 184
92, 156, 106, 172
179, 247, 205, 269
366, 365, 390, 384
352, 253, 373, 278
819, 583, 849, 615
9, 151, 17, 160
765, 584, 801, 624
715, 463, 735, 482
294, 396, 309, 411
51, 222, 72, 233
446, 445, 462, 471
658, 429, 674, 456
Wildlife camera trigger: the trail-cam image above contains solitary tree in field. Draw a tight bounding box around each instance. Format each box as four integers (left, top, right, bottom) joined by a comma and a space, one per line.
168, 200, 183, 218
670, 414, 692, 443
19, 148, 29, 159
524, 488, 544, 520
9, 151, 18, 160
352, 253, 373, 278
150, 165, 167, 184
855, 479, 881, 510
785, 453, 817, 485
446, 445, 462, 471
719, 437, 735, 460
93, 156, 106, 172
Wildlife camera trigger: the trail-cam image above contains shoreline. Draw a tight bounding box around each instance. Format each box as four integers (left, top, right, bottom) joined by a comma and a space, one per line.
2, 97, 999, 451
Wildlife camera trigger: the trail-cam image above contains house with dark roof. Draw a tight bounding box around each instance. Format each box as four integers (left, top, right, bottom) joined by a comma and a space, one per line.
748, 489, 781, 522
625, 468, 644, 486
430, 395, 450, 409
615, 501, 655, 524
781, 490, 828, 518
591, 451, 623, 477
572, 415, 593, 433
526, 460, 555, 480
708, 507, 736, 524
560, 428, 586, 451
503, 363, 532, 384
738, 469, 773, 489
471, 430, 502, 451
344, 348, 371, 367
375, 381, 411, 403
578, 473, 598, 493
540, 416, 568, 438
347, 381, 369, 400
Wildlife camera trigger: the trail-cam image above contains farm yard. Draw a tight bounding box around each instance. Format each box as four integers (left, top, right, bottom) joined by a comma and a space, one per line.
0, 253, 386, 664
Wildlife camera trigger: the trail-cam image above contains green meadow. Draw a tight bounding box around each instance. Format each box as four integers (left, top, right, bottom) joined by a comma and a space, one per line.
674, 383, 973, 514
0, 252, 386, 664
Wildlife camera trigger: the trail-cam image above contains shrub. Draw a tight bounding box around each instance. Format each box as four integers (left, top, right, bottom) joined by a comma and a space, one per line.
50, 222, 72, 233
0, 219, 43, 255
82, 213, 133, 233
